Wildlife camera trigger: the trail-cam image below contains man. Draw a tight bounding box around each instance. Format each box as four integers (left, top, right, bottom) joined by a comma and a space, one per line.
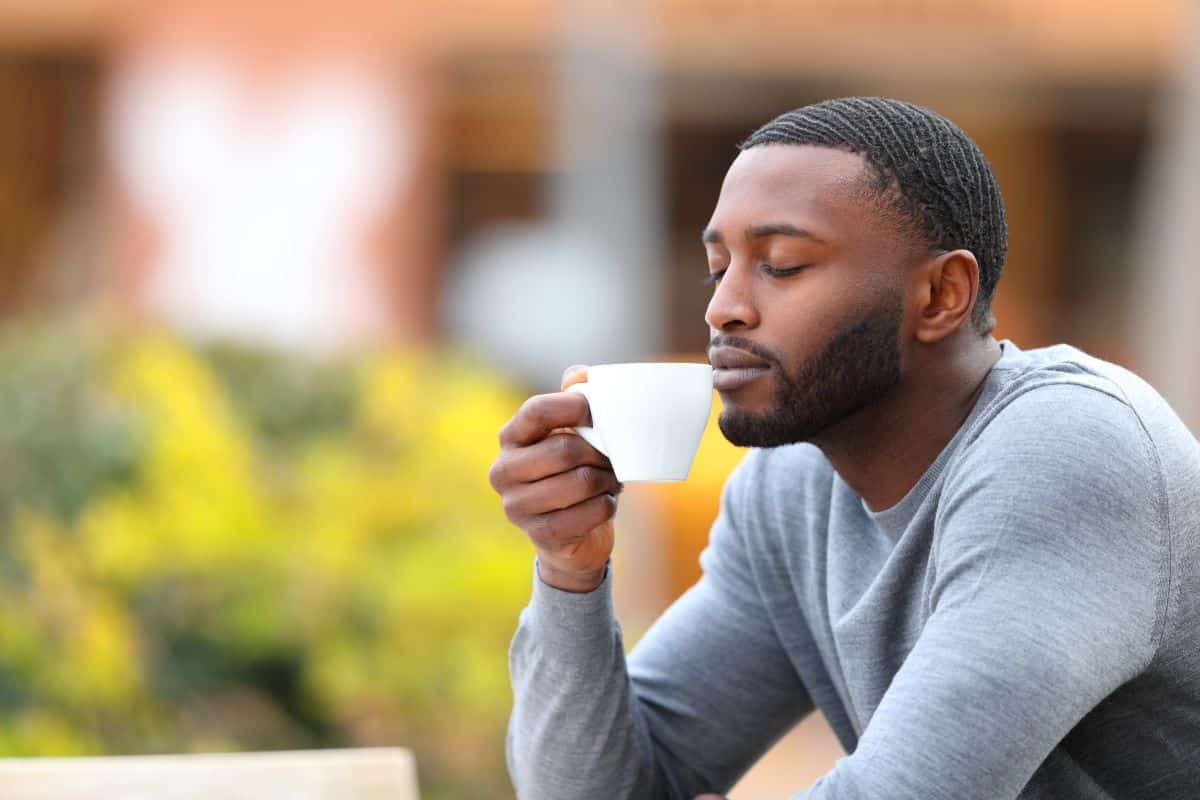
488, 97, 1200, 799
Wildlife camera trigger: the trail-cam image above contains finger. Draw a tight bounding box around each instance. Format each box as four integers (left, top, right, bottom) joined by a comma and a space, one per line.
499, 392, 592, 448
502, 464, 620, 524
561, 364, 589, 391
493, 432, 611, 487
525, 491, 618, 550
550, 368, 591, 436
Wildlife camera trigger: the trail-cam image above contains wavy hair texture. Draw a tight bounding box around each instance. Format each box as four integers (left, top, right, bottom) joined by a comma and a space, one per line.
741, 97, 1008, 334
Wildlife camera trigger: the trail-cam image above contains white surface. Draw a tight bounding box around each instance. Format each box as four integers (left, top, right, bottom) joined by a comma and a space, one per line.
0, 748, 419, 800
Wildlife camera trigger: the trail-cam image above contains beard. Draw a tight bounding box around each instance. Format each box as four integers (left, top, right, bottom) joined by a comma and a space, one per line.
716, 292, 904, 448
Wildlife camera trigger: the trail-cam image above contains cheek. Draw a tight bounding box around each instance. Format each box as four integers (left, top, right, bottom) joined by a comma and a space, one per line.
761, 281, 846, 366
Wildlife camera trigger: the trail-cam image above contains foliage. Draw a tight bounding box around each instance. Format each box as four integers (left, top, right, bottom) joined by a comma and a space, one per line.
0, 324, 530, 800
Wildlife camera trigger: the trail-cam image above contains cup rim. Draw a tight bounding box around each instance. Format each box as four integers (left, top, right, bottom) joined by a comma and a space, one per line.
585, 361, 712, 372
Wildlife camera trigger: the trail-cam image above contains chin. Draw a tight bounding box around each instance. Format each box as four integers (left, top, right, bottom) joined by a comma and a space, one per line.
717, 406, 819, 448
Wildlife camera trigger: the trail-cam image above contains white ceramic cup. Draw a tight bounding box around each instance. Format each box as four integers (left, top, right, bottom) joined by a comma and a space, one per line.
566, 362, 713, 483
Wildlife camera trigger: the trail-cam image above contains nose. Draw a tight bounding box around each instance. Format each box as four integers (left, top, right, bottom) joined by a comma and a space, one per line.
704, 263, 760, 333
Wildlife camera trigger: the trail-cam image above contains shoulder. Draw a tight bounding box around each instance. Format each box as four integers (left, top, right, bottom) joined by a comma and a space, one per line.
936, 347, 1174, 554
975, 342, 1177, 459
933, 373, 1172, 654
939, 377, 1168, 556
960, 354, 1158, 479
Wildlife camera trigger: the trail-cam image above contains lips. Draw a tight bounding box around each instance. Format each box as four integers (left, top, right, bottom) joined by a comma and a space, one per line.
708, 346, 771, 392
708, 346, 770, 370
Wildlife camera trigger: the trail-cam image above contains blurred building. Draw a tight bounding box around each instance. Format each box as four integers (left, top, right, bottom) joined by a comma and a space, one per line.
1, 1, 1193, 369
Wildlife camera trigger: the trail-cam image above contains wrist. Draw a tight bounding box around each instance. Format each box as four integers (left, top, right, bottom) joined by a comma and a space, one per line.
536, 558, 608, 593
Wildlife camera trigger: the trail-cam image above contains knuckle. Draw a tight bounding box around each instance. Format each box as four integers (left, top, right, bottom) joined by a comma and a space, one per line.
529, 513, 560, 543
487, 459, 507, 490
526, 394, 553, 425
524, 512, 547, 540
549, 434, 573, 465
513, 397, 538, 430
574, 465, 603, 493
557, 434, 582, 465
599, 492, 619, 519
578, 492, 615, 528
500, 493, 522, 523
588, 465, 619, 494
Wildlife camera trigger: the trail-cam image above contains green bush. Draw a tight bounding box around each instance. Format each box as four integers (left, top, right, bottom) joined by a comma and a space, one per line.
0, 323, 529, 800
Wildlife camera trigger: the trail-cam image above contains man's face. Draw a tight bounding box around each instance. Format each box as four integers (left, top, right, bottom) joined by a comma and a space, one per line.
703, 144, 919, 447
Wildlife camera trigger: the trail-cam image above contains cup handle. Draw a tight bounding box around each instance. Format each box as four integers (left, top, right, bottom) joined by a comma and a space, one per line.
566, 383, 608, 457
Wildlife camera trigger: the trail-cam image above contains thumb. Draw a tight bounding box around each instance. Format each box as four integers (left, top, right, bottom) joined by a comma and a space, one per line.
561, 364, 589, 391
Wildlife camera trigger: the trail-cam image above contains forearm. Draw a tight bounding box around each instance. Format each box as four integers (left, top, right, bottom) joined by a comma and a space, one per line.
507, 554, 812, 799
507, 564, 668, 800
507, 452, 814, 798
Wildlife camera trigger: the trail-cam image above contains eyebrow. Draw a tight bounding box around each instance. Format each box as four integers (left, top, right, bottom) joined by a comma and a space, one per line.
701, 223, 827, 245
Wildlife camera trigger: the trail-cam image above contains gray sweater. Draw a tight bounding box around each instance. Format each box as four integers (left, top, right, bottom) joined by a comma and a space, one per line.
507, 341, 1200, 799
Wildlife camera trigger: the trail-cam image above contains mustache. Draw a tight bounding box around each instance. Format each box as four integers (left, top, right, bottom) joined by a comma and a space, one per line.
707, 335, 783, 369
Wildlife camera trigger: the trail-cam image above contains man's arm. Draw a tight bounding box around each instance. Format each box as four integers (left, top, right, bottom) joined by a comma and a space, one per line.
508, 451, 814, 799
790, 384, 1168, 799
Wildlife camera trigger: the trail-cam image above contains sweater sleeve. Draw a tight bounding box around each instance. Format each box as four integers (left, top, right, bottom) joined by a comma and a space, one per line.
790, 384, 1169, 799
507, 451, 814, 799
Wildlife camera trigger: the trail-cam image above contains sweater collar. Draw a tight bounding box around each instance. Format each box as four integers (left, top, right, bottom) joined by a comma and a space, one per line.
863, 339, 1020, 540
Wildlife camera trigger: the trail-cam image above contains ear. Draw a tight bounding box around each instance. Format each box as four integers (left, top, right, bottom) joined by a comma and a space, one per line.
912, 249, 980, 344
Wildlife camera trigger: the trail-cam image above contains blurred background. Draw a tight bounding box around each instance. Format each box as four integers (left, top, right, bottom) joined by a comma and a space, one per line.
0, 1, 1197, 797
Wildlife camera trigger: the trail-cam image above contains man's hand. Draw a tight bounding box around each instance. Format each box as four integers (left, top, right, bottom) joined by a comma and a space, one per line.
488, 366, 621, 593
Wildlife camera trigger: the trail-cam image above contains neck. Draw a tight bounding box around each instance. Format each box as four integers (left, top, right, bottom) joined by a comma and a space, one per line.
812, 335, 1003, 512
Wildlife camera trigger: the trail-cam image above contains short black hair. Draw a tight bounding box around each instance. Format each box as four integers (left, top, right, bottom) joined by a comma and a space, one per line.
740, 97, 1007, 335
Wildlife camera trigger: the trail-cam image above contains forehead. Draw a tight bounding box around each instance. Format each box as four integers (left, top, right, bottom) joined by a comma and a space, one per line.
706, 145, 874, 241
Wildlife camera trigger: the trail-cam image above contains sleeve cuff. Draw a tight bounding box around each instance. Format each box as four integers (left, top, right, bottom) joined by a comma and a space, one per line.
528, 558, 617, 654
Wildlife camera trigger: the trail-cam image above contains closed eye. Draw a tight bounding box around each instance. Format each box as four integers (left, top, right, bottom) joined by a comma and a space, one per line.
704, 264, 809, 286
761, 264, 809, 277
